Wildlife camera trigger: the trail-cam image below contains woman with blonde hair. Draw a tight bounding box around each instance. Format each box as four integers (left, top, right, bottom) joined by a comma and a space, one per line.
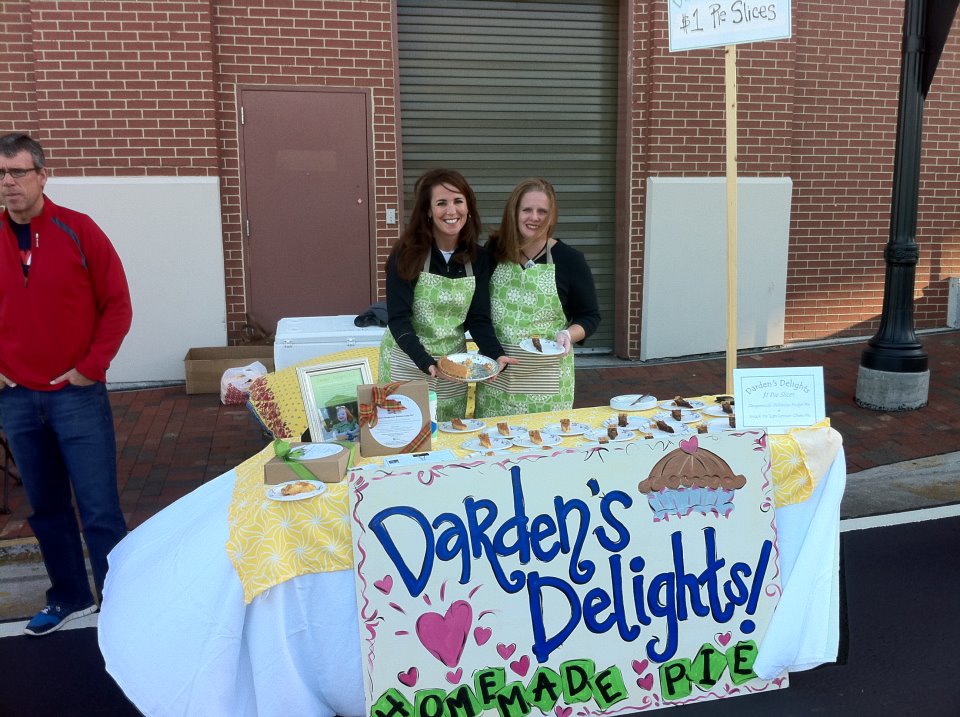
379, 168, 510, 421
475, 178, 600, 417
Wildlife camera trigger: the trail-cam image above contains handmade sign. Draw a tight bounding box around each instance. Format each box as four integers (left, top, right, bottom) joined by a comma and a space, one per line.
350, 431, 786, 715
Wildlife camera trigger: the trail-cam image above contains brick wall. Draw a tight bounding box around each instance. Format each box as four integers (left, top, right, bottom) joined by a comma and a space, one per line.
1, 1, 958, 354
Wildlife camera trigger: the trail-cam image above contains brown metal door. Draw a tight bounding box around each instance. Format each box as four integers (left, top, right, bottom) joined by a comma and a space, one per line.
239, 88, 374, 333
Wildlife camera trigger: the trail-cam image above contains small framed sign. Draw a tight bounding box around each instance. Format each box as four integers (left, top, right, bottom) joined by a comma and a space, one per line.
296, 358, 373, 442
733, 366, 825, 434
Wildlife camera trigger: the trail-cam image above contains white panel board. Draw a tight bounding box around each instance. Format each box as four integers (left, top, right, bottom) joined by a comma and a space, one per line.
45, 177, 227, 384
641, 177, 792, 361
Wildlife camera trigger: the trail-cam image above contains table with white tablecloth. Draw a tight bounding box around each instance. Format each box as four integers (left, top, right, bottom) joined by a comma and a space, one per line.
98, 419, 845, 717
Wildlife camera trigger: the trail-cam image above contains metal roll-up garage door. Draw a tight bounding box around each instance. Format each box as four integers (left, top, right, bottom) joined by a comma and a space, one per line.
397, 0, 619, 351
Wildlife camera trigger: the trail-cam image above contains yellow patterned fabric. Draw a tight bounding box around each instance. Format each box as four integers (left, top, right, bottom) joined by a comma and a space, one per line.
230, 393, 841, 602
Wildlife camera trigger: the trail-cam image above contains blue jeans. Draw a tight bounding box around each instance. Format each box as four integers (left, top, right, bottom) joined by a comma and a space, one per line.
0, 382, 127, 608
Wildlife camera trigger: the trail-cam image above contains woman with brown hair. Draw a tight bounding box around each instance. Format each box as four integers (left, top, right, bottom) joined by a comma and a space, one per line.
475, 177, 600, 417
378, 169, 511, 421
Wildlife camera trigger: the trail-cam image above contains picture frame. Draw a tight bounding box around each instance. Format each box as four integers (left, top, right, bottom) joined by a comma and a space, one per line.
296, 358, 373, 442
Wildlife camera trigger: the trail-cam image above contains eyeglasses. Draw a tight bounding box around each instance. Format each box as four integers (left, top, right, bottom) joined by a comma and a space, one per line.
0, 167, 40, 180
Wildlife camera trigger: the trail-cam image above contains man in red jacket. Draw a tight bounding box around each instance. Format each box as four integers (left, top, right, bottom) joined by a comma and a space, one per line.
0, 133, 133, 636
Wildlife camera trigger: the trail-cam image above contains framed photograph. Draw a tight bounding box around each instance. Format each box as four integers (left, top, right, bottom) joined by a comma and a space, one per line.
296, 358, 373, 442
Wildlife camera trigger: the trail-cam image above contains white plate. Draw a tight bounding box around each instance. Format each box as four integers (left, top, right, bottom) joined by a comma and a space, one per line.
658, 399, 707, 411
438, 353, 501, 383
266, 480, 327, 502
483, 424, 528, 439
461, 436, 512, 452
543, 421, 591, 436
648, 421, 694, 437
519, 337, 565, 356
609, 394, 658, 411
602, 415, 653, 431
512, 431, 563, 448
439, 419, 486, 433
708, 417, 738, 433
584, 428, 636, 443
702, 405, 734, 418
652, 410, 701, 424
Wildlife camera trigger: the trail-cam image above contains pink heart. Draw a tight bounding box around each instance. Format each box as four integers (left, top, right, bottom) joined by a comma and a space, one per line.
679, 436, 699, 454
374, 575, 393, 594
398, 667, 418, 687
555, 707, 572, 717
716, 631, 732, 647
631, 658, 649, 675
415, 600, 473, 668
497, 642, 516, 659
637, 674, 654, 691
446, 668, 463, 684
510, 655, 530, 676
474, 626, 492, 646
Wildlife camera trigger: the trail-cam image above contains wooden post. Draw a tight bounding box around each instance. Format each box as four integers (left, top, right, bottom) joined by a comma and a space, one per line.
724, 44, 739, 394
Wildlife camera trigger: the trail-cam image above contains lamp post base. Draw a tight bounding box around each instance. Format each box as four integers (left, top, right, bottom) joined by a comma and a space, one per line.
855, 365, 929, 411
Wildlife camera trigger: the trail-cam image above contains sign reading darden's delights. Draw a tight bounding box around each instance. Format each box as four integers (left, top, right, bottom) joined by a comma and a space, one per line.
349, 431, 786, 715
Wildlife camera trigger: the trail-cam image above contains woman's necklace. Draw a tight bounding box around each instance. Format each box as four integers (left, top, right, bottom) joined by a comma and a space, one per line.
520, 240, 547, 269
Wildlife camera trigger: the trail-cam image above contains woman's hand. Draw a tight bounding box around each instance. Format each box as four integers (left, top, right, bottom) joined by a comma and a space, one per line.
555, 329, 573, 356
496, 355, 518, 372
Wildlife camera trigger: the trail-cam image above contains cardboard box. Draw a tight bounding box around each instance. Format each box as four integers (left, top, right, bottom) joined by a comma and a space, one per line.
263, 441, 355, 484
358, 380, 432, 457
183, 346, 275, 394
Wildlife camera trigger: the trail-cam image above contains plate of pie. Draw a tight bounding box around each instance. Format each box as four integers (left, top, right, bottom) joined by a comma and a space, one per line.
648, 420, 694, 437
658, 398, 707, 411
584, 428, 636, 443
266, 480, 327, 502
519, 337, 565, 356
512, 430, 562, 448
543, 421, 591, 436
437, 353, 500, 383
707, 417, 738, 433
602, 415, 653, 431
653, 410, 702, 424
461, 436, 512, 452
609, 394, 658, 411
483, 424, 528, 440
439, 418, 486, 433
702, 405, 734, 418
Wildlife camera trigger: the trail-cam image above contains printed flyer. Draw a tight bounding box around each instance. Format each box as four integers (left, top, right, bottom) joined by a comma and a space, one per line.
350, 431, 785, 715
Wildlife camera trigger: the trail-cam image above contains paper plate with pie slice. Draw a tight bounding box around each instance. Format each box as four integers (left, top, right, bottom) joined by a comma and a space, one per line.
439, 419, 486, 433
483, 424, 528, 440
602, 415, 653, 431
583, 428, 636, 443
609, 394, 658, 411
266, 480, 327, 502
658, 398, 707, 411
519, 337, 565, 356
702, 405, 733, 418
653, 410, 702, 424
707, 418, 738, 433
438, 353, 500, 382
512, 431, 563, 449
461, 436, 512, 452
543, 421, 591, 436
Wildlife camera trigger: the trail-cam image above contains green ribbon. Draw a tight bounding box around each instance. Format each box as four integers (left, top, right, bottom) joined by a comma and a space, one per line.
272, 439, 317, 481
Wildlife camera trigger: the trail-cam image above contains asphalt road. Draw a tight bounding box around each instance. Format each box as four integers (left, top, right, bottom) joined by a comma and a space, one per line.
1, 511, 958, 717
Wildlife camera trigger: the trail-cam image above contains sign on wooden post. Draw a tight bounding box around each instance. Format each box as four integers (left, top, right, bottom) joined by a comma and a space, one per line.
667, 1, 793, 392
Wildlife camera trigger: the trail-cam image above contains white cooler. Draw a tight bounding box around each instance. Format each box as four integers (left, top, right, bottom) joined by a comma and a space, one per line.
273, 315, 386, 370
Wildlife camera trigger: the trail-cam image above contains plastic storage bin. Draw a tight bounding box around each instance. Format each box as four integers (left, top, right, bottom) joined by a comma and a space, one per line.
273, 315, 386, 370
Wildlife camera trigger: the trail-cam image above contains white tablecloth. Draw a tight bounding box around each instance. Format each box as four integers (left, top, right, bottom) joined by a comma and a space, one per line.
98, 447, 846, 716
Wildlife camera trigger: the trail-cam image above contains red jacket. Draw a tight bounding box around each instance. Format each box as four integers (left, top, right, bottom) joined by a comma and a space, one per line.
0, 196, 132, 390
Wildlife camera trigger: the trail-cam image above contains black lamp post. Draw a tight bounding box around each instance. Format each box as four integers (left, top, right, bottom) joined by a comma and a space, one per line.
856, 0, 959, 409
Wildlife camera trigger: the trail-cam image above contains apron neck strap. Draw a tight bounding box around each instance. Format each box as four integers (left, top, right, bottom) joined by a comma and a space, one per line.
423, 245, 473, 276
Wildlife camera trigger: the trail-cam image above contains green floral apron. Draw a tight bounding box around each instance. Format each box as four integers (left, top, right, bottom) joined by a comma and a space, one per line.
475, 245, 574, 417
379, 254, 474, 421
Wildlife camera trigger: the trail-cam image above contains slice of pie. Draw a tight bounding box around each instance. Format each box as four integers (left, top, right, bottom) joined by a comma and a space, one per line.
451, 417, 468, 430
529, 429, 543, 445
673, 396, 693, 408
438, 356, 469, 380
479, 432, 492, 449
497, 422, 511, 436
